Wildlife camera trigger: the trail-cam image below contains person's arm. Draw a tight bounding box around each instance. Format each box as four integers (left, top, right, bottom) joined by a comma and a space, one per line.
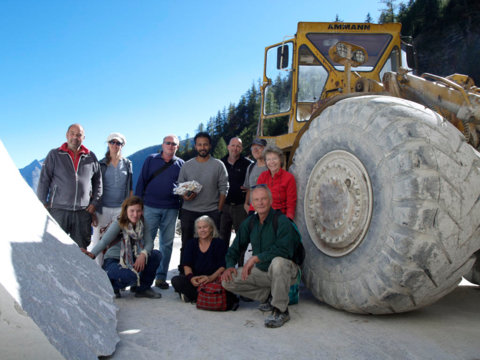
218, 193, 226, 212
185, 265, 203, 286
89, 153, 103, 211
224, 220, 250, 269
89, 221, 121, 257
241, 256, 259, 280
142, 221, 154, 256
133, 220, 153, 271
243, 189, 250, 213
218, 161, 229, 211
127, 159, 134, 197
221, 267, 237, 282
285, 172, 297, 220
193, 266, 225, 286
243, 166, 252, 212
36, 151, 54, 206
134, 156, 150, 197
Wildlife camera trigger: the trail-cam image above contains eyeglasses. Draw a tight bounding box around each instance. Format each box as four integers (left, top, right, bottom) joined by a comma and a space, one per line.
250, 184, 268, 190
109, 140, 123, 146
164, 141, 178, 146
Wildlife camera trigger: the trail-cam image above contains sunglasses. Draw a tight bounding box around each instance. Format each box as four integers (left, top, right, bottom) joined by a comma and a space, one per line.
164, 141, 178, 146
109, 140, 123, 146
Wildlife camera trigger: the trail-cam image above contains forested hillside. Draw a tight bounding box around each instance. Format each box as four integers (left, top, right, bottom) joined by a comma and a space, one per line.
177, 0, 480, 160
381, 0, 480, 83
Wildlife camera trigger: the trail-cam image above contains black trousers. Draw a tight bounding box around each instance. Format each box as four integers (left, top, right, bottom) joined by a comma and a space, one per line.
171, 274, 198, 301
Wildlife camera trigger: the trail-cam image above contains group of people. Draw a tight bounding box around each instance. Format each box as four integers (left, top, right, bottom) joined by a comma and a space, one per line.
37, 124, 301, 328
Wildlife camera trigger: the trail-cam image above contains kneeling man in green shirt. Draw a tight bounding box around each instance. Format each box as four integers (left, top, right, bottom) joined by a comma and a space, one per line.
221, 184, 300, 328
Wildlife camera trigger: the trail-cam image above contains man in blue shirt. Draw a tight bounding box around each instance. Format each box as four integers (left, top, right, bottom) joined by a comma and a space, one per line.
135, 134, 184, 289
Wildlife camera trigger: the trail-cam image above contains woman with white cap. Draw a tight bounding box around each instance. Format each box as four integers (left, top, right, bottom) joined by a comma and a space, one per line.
88, 132, 133, 266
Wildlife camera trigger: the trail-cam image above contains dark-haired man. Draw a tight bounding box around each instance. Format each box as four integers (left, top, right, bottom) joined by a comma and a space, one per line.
37, 124, 102, 249
177, 132, 229, 265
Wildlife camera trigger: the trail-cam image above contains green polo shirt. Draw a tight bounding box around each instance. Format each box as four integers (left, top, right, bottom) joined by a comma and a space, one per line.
225, 208, 300, 271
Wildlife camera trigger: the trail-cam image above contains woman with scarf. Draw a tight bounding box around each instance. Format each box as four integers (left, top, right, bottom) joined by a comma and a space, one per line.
84, 196, 161, 299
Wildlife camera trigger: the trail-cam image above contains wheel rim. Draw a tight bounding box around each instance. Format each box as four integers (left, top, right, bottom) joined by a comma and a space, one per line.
304, 150, 373, 257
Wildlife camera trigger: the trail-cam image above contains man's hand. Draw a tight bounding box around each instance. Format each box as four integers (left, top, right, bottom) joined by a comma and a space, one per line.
133, 253, 146, 272
243, 203, 250, 214
221, 267, 237, 282
183, 191, 197, 201
241, 256, 259, 281
86, 204, 96, 214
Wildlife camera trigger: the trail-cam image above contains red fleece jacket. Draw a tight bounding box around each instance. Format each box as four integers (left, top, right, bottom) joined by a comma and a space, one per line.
253, 168, 297, 220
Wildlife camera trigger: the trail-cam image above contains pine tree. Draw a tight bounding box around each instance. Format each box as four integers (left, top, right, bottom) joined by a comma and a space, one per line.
378, 0, 397, 23
213, 137, 227, 159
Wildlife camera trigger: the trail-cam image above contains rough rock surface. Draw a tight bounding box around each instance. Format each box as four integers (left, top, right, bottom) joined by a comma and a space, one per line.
0, 140, 119, 359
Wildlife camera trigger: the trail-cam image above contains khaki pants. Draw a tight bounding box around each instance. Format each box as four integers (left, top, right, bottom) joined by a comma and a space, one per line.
222, 257, 298, 312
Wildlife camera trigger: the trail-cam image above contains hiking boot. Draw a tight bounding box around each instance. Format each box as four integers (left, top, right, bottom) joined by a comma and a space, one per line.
258, 296, 273, 312
135, 288, 162, 299
264, 307, 290, 328
114, 289, 121, 299
155, 279, 170, 289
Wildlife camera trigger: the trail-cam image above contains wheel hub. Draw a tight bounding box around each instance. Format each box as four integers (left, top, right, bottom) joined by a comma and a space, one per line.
304, 150, 373, 257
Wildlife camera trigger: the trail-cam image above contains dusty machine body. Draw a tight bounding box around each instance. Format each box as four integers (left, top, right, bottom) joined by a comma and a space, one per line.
259, 22, 480, 314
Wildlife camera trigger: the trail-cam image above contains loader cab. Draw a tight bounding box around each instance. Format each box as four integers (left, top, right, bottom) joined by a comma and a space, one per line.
259, 22, 404, 153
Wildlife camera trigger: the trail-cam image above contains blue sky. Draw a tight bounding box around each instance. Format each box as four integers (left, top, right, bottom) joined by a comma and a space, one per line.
0, 0, 383, 168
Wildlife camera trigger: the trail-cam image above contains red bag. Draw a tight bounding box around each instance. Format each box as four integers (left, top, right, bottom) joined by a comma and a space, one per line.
196, 279, 227, 311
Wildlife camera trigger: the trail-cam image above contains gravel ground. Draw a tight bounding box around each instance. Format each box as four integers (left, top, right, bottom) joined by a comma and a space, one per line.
107, 232, 480, 360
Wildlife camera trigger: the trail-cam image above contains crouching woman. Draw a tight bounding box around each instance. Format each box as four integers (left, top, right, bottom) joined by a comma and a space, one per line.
83, 196, 161, 299
172, 215, 227, 303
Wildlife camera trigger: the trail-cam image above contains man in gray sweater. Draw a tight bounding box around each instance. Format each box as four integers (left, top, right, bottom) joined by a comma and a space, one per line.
178, 132, 229, 266
37, 124, 102, 249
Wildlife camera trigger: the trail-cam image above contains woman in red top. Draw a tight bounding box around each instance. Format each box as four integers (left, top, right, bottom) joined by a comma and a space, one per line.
254, 145, 297, 220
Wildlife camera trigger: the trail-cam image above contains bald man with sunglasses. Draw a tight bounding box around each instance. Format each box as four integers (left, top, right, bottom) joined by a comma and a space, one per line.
135, 134, 185, 290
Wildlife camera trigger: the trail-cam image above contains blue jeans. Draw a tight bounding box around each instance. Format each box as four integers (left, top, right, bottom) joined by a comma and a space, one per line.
143, 206, 178, 280
103, 250, 161, 292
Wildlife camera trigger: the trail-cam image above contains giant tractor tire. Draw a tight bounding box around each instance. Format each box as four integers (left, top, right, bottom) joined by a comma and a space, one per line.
290, 95, 480, 314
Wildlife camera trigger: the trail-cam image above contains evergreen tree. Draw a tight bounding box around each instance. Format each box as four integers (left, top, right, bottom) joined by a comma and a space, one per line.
213, 137, 227, 159
196, 123, 205, 133
365, 13, 373, 23
378, 0, 397, 23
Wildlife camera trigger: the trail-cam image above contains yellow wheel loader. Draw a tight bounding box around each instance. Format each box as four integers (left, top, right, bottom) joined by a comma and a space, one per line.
259, 22, 480, 314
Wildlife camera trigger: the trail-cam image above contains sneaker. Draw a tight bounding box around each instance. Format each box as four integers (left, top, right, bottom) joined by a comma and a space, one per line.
134, 288, 162, 299
114, 289, 121, 299
180, 293, 191, 303
155, 279, 170, 289
264, 307, 290, 328
258, 297, 273, 312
